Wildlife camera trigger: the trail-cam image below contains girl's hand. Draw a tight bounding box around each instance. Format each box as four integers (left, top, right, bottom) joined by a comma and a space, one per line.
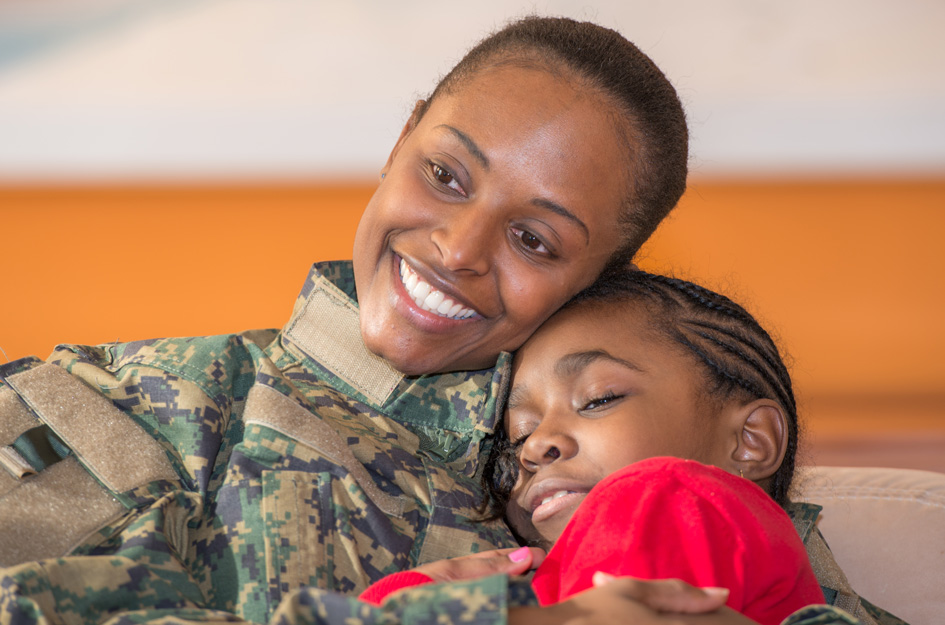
510, 575, 746, 625
413, 546, 546, 582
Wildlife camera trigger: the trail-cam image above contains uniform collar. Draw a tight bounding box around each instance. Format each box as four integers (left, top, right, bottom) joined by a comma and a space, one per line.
282, 261, 511, 467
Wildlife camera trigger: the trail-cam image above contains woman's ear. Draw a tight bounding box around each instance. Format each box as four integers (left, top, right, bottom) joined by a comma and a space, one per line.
380, 99, 427, 177
727, 399, 788, 482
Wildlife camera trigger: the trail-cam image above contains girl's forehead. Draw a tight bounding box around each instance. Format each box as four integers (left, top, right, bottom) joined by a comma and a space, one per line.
516, 299, 655, 362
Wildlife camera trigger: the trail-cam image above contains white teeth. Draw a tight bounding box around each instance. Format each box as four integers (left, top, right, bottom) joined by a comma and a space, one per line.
399, 259, 476, 320
540, 490, 574, 506
412, 281, 431, 305
424, 290, 445, 311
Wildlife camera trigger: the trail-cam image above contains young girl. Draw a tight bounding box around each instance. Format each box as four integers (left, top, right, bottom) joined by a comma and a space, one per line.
361, 268, 826, 625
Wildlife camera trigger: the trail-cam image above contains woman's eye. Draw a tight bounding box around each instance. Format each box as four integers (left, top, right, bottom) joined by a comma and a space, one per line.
432, 164, 453, 184
430, 163, 467, 197
510, 227, 549, 255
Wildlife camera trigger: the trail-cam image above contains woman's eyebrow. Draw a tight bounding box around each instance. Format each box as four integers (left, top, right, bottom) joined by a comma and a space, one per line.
436, 125, 489, 169
532, 198, 590, 243
555, 350, 644, 378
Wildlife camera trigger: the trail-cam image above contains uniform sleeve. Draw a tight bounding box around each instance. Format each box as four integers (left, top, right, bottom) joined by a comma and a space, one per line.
531, 457, 824, 625
781, 606, 864, 625
0, 343, 252, 625
275, 574, 516, 625
272, 581, 873, 625
359, 571, 435, 606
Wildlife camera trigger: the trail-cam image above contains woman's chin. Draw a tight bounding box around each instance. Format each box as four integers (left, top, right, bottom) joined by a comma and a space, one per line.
361, 336, 443, 377
384, 350, 483, 377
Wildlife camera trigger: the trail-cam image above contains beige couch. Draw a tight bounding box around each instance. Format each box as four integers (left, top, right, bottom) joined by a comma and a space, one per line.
794, 466, 945, 625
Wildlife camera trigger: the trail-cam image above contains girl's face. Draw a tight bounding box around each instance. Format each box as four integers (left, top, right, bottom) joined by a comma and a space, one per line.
353, 64, 628, 375
504, 301, 733, 549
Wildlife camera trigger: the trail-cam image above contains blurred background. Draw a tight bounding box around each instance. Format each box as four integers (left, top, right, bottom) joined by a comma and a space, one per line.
1, 0, 943, 471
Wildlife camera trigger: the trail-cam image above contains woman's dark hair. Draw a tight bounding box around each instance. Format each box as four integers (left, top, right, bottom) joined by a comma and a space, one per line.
483, 267, 800, 522
418, 16, 688, 263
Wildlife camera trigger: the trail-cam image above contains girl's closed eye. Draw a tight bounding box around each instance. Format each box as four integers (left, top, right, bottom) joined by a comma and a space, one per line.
508, 422, 535, 449
581, 391, 624, 412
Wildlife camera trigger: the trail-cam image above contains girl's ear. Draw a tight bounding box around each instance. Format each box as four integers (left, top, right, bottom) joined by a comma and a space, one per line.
380, 99, 427, 177
727, 399, 788, 482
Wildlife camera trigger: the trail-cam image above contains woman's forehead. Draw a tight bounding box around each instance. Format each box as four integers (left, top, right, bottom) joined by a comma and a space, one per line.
416, 65, 632, 222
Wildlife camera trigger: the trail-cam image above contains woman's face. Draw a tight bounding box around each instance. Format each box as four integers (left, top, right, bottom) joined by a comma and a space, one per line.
504, 301, 730, 549
353, 65, 630, 375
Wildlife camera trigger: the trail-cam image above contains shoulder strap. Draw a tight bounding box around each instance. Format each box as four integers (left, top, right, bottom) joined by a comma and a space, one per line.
243, 384, 407, 518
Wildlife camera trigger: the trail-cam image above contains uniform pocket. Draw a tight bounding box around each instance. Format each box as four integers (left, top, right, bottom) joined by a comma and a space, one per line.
260, 468, 418, 600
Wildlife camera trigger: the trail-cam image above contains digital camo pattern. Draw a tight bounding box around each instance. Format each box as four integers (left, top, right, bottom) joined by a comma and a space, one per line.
0, 262, 906, 625
1, 262, 517, 625
783, 605, 907, 625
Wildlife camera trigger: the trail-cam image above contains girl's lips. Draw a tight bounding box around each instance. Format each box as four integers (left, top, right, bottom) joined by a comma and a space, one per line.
525, 478, 591, 525
530, 490, 586, 525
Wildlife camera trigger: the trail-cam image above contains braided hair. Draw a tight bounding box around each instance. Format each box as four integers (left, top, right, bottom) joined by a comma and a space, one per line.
482, 267, 800, 521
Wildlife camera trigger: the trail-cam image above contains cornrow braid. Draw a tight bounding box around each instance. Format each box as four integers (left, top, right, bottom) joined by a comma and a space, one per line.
481, 267, 800, 522
577, 269, 799, 507
643, 274, 797, 504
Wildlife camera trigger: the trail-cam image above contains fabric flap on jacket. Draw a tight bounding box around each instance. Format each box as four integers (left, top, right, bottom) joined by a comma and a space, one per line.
5, 363, 178, 494
285, 281, 403, 407
0, 456, 126, 566
0, 385, 40, 447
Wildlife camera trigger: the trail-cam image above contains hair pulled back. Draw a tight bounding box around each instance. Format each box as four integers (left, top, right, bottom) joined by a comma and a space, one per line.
423, 16, 689, 261
483, 268, 799, 523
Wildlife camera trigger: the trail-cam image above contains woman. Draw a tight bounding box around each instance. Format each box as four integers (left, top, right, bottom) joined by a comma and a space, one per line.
0, 16, 876, 625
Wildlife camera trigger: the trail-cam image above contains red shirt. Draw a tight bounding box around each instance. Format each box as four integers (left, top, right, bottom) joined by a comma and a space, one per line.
361, 457, 824, 625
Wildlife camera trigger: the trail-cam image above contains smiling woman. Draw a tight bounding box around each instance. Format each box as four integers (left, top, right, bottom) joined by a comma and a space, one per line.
0, 15, 877, 625
354, 65, 628, 375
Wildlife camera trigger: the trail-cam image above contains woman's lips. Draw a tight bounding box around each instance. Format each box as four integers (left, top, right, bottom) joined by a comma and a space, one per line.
399, 258, 478, 319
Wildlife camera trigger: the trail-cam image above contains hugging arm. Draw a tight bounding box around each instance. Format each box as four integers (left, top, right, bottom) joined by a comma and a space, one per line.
269, 575, 861, 625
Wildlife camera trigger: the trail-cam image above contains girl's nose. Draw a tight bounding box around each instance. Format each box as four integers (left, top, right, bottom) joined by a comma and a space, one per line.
430, 206, 494, 275
519, 419, 576, 473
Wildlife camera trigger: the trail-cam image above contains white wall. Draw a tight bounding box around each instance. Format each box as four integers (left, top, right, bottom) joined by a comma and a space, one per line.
0, 0, 943, 181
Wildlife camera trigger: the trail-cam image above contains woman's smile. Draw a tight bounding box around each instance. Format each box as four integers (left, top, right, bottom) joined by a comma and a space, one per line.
398, 258, 478, 320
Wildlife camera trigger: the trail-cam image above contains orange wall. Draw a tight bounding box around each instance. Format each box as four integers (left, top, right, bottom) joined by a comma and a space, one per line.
2, 180, 944, 406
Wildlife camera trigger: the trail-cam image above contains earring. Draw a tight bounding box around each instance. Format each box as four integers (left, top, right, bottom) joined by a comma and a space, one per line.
739, 469, 744, 478
380, 173, 386, 180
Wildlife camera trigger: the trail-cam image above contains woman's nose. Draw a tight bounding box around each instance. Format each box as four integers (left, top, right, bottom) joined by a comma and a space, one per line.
430, 206, 494, 275
519, 420, 576, 472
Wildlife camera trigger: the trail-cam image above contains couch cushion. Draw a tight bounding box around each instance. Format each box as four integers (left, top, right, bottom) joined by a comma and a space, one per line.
795, 466, 945, 625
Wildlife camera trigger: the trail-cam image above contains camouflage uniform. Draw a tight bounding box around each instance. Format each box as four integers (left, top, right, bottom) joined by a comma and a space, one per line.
0, 262, 904, 625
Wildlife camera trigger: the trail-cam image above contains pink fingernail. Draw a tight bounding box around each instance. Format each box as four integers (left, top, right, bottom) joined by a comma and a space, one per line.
509, 547, 530, 563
